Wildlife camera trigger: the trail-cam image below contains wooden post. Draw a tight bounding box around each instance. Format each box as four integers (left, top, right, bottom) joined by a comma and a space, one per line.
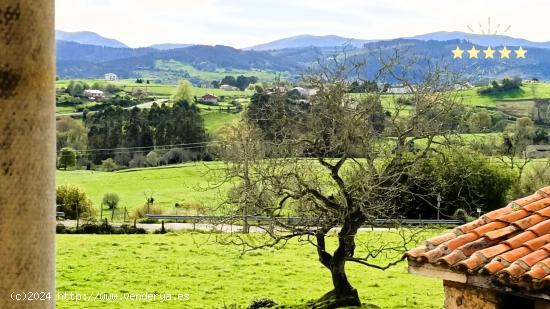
0, 1, 55, 308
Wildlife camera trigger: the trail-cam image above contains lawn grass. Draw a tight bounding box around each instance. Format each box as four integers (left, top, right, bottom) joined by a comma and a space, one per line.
55, 80, 252, 98
202, 111, 242, 134
56, 231, 444, 309
56, 163, 227, 213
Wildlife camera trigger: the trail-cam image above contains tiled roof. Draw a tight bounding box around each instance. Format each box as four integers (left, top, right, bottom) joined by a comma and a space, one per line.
405, 187, 550, 291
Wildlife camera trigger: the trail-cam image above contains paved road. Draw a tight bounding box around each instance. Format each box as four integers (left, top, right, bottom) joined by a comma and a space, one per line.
58, 220, 394, 233
56, 98, 168, 118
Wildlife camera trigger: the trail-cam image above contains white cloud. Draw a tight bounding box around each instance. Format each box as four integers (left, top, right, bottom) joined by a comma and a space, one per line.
55, 0, 550, 48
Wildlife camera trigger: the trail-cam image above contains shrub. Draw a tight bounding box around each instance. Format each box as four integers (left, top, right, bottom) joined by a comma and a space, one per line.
56, 185, 96, 219
100, 158, 118, 172
395, 149, 515, 219
129, 154, 148, 168
146, 151, 160, 167
58, 147, 77, 170
102, 192, 120, 210
518, 160, 550, 197
131, 203, 164, 219
247, 298, 277, 309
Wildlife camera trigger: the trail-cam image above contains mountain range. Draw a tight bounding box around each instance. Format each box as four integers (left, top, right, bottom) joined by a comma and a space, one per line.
55, 30, 550, 82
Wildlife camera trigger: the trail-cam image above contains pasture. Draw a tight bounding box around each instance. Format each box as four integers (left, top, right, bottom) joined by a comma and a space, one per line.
56, 163, 226, 213
56, 232, 444, 309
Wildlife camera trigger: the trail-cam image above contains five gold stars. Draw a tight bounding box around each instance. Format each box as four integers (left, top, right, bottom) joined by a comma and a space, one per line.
452, 46, 527, 59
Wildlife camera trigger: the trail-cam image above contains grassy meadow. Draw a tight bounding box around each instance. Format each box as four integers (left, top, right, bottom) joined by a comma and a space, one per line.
56, 232, 444, 309
56, 163, 227, 213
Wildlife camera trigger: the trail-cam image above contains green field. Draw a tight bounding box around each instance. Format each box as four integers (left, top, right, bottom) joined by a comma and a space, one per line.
56, 232, 444, 309
57, 163, 227, 213
202, 111, 242, 134
154, 59, 287, 82
56, 80, 250, 98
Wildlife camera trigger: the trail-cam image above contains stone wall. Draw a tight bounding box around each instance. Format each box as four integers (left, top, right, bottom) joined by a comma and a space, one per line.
443, 281, 501, 309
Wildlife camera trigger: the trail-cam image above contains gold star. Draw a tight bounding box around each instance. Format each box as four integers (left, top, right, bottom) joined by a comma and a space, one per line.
483, 47, 496, 59
515, 47, 527, 59
499, 47, 511, 59
467, 46, 480, 59
452, 46, 464, 59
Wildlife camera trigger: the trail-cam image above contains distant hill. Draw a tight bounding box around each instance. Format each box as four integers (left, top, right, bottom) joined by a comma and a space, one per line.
56, 34, 550, 82
408, 31, 550, 50
56, 42, 306, 80
246, 34, 373, 51
149, 43, 193, 50
56, 30, 128, 48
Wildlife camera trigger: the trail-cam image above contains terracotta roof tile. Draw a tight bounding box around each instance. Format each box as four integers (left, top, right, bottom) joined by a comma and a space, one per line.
513, 214, 545, 230
456, 218, 485, 234
503, 231, 538, 248
522, 197, 550, 212
425, 231, 457, 248
405, 187, 550, 292
523, 234, 550, 251
527, 220, 550, 236
495, 209, 530, 223
535, 206, 550, 218
498, 247, 532, 263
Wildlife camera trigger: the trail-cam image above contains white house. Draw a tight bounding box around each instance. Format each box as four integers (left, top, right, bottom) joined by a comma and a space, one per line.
84, 89, 104, 99
219, 84, 239, 91
104, 73, 118, 81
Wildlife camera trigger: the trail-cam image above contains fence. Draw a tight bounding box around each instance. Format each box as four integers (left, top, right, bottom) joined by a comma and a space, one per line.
144, 214, 465, 227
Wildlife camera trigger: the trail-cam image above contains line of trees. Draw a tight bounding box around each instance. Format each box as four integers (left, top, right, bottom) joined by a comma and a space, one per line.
211, 75, 259, 91
86, 101, 207, 164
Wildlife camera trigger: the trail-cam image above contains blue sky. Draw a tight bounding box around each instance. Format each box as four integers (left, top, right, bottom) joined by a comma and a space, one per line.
56, 0, 550, 48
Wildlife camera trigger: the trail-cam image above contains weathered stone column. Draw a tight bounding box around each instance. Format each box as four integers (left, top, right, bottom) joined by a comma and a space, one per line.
0, 1, 55, 308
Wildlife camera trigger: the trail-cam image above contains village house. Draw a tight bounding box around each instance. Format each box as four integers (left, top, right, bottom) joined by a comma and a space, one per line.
104, 73, 118, 81
132, 88, 148, 97
198, 94, 219, 105
525, 145, 550, 159
219, 84, 239, 91
84, 89, 104, 100
406, 187, 550, 309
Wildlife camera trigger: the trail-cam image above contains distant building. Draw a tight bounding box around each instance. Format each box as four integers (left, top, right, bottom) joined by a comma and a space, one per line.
525, 144, 550, 159
219, 84, 239, 91
132, 88, 148, 97
104, 73, 118, 81
386, 86, 409, 94
198, 94, 219, 105
84, 89, 104, 99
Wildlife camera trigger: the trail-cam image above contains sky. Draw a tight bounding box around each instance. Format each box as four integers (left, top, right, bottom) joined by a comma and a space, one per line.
56, 0, 550, 48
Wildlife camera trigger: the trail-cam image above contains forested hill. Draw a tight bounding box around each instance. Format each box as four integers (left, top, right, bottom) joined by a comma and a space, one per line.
56, 39, 550, 81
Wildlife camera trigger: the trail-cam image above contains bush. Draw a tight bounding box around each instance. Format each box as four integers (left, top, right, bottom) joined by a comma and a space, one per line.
100, 158, 118, 172
56, 185, 96, 219
131, 203, 165, 219
129, 154, 148, 168
518, 160, 550, 197
102, 192, 120, 210
55, 222, 147, 234
146, 151, 160, 167
395, 149, 516, 219
247, 298, 277, 309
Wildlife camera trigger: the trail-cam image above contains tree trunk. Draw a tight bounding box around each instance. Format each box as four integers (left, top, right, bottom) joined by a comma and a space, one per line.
314, 229, 361, 308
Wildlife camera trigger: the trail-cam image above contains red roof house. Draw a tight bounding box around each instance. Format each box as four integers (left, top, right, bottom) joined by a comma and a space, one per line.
406, 187, 550, 308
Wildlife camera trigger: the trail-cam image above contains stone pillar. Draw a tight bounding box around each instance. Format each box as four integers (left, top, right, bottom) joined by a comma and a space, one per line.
0, 1, 55, 308
443, 281, 500, 309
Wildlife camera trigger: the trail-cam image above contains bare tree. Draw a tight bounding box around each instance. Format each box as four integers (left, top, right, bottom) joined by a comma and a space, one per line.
210, 53, 466, 307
